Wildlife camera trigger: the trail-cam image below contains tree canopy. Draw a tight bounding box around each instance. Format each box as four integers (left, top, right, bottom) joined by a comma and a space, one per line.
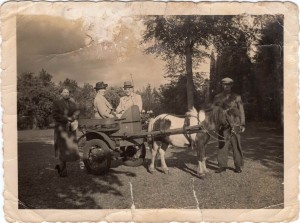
17, 15, 283, 129
142, 15, 259, 109
209, 15, 283, 123
17, 69, 58, 129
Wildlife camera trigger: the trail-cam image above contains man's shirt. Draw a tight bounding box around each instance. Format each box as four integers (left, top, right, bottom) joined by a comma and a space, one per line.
213, 92, 245, 126
116, 93, 142, 115
94, 93, 114, 119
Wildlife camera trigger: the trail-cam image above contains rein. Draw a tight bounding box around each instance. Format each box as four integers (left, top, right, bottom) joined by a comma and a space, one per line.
201, 124, 235, 142
184, 112, 232, 143
157, 111, 237, 143
193, 109, 237, 143
160, 113, 187, 119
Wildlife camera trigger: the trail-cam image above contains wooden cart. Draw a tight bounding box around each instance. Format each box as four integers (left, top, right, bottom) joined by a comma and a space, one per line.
78, 105, 205, 175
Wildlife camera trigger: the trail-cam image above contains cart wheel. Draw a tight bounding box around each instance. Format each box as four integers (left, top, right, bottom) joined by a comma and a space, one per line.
83, 139, 111, 175
123, 143, 146, 167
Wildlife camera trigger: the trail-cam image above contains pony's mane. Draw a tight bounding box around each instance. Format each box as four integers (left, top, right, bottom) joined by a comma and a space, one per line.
202, 105, 225, 129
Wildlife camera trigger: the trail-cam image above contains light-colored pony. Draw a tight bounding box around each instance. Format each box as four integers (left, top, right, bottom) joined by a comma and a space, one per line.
148, 106, 226, 177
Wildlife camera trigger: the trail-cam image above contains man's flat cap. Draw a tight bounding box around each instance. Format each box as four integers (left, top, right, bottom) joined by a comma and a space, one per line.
221, 77, 234, 84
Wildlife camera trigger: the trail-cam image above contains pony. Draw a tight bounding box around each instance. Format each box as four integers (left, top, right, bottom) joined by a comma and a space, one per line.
148, 105, 227, 177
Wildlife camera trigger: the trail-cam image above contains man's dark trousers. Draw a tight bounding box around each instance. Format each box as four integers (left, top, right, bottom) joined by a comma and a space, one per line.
217, 127, 244, 168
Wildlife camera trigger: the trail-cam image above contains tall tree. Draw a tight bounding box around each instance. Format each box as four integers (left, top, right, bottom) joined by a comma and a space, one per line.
76, 83, 95, 118
211, 15, 283, 123
59, 78, 80, 97
105, 86, 125, 109
138, 84, 161, 114
17, 70, 57, 129
157, 73, 208, 115
143, 16, 213, 109
209, 50, 217, 101
143, 15, 258, 110
253, 15, 283, 123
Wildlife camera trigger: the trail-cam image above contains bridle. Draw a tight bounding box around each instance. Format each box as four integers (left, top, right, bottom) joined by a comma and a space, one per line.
191, 109, 237, 143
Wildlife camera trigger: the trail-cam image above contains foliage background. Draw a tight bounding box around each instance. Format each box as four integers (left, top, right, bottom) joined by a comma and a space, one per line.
17, 15, 283, 129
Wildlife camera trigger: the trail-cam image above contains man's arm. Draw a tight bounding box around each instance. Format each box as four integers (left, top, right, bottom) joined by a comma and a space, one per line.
116, 98, 124, 114
95, 97, 114, 118
69, 98, 80, 120
136, 95, 143, 112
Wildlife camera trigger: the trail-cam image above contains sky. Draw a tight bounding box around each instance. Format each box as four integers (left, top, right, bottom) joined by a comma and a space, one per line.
17, 14, 210, 90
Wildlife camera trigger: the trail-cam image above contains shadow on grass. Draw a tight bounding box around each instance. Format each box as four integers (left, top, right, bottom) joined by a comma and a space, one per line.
18, 142, 136, 209
150, 122, 283, 178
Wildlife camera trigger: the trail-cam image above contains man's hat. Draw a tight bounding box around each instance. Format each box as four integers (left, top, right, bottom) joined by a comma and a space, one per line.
221, 77, 234, 84
124, 81, 134, 88
94, 82, 108, 90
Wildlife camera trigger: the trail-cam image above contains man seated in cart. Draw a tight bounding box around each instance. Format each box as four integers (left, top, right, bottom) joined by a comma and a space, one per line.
93, 81, 115, 119
116, 81, 143, 117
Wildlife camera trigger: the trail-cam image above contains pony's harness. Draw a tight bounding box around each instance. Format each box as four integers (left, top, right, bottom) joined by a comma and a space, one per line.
183, 111, 203, 147
159, 110, 237, 145
189, 109, 238, 143
203, 110, 238, 143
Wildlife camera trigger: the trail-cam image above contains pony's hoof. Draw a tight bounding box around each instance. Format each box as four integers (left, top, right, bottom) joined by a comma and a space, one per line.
148, 166, 155, 173
197, 173, 206, 179
162, 168, 169, 174
59, 167, 68, 177
55, 165, 61, 176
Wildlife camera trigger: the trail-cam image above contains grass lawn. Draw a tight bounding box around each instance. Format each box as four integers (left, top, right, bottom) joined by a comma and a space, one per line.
18, 122, 283, 209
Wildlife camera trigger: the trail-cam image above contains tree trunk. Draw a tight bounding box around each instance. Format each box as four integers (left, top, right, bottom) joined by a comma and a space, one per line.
185, 38, 194, 110
205, 81, 210, 104
209, 51, 217, 101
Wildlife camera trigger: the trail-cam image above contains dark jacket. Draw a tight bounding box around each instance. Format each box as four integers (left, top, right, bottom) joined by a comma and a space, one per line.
53, 98, 80, 161
213, 92, 245, 126
53, 98, 79, 126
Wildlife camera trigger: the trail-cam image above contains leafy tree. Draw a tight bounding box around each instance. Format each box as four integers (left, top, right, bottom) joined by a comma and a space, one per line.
143, 16, 213, 110
142, 15, 258, 110
76, 83, 95, 118
17, 70, 57, 129
210, 15, 283, 123
105, 86, 125, 109
252, 15, 283, 122
158, 77, 187, 115
59, 78, 80, 98
137, 84, 162, 115
157, 73, 208, 115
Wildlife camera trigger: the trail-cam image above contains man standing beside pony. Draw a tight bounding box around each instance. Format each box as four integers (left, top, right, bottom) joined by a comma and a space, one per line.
213, 77, 245, 174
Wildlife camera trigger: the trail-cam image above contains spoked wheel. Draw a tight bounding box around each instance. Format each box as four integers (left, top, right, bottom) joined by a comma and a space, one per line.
82, 139, 111, 175
123, 143, 146, 167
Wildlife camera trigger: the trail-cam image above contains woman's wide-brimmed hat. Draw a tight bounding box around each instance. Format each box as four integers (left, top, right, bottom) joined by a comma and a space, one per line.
94, 82, 108, 90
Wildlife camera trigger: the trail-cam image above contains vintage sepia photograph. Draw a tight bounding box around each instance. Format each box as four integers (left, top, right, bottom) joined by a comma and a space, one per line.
2, 1, 298, 222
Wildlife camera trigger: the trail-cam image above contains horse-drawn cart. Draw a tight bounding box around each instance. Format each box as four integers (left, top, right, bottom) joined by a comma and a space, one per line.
78, 105, 205, 175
